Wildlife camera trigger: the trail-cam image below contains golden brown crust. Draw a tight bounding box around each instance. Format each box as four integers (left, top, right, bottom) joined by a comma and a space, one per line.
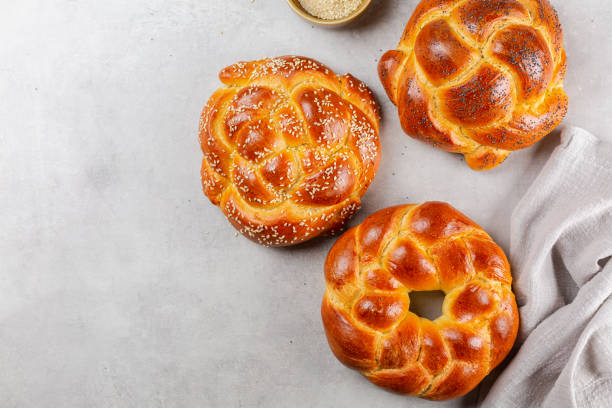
321, 202, 519, 400
200, 56, 381, 246
379, 0, 568, 170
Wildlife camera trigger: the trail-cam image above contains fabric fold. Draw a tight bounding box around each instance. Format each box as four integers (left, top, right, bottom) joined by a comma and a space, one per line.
481, 127, 612, 408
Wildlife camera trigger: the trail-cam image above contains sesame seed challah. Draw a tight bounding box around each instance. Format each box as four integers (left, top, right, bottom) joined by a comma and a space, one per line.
199, 56, 381, 246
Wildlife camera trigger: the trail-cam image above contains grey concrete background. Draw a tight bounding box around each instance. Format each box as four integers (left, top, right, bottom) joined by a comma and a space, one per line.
1, 0, 610, 407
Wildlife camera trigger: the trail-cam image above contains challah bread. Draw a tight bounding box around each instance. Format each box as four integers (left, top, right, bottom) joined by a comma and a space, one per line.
321, 202, 519, 400
200, 56, 381, 246
379, 0, 568, 170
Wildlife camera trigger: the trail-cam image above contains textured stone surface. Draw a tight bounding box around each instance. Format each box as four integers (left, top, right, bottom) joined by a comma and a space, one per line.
0, 0, 610, 406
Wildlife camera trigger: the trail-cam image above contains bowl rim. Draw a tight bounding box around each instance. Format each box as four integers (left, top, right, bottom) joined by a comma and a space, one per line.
285, 0, 373, 26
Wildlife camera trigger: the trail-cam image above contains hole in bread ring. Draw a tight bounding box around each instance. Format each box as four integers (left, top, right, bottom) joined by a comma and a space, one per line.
409, 290, 445, 321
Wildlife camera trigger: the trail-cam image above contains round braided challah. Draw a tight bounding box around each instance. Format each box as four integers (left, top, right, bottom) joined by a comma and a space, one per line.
199, 56, 381, 246
321, 202, 519, 400
378, 0, 568, 170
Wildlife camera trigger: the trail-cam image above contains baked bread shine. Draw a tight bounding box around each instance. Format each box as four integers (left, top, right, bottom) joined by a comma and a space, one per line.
379, 0, 568, 170
321, 202, 519, 400
200, 56, 381, 246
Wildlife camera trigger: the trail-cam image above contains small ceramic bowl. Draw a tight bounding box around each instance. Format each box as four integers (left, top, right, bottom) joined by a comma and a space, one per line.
286, 0, 373, 27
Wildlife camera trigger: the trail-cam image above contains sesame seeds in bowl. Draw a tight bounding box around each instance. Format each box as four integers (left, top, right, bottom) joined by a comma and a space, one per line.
286, 0, 373, 27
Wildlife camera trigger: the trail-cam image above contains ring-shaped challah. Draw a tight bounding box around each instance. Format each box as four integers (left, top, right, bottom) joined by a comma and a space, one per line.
321, 202, 519, 400
379, 0, 568, 170
200, 56, 381, 246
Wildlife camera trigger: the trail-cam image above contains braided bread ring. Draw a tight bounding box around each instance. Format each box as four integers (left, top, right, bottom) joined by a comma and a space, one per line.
199, 56, 381, 246
379, 0, 568, 170
321, 202, 519, 400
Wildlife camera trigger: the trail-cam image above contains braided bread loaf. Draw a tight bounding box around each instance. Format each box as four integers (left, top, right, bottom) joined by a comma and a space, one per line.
379, 0, 568, 170
321, 202, 519, 400
199, 56, 381, 246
